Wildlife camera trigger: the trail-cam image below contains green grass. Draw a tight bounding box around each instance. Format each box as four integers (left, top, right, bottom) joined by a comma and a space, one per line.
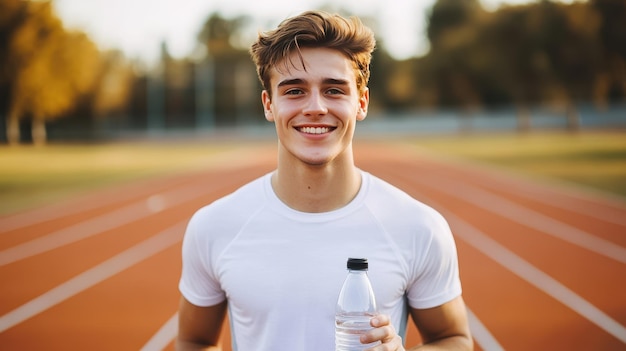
411, 131, 626, 199
0, 141, 238, 215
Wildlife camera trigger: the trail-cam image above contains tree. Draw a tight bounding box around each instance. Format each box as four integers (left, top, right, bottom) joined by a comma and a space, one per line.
4, 1, 100, 144
420, 0, 486, 110
414, 0, 625, 118
92, 50, 135, 119
591, 0, 626, 107
197, 13, 257, 126
427, 0, 484, 50
0, 0, 29, 142
197, 13, 250, 56
537, 1, 601, 128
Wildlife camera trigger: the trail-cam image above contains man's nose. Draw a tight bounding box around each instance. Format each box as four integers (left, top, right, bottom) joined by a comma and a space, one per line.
303, 91, 328, 117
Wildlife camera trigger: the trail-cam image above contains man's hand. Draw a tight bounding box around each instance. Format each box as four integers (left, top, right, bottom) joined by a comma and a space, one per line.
360, 296, 474, 350
361, 314, 405, 351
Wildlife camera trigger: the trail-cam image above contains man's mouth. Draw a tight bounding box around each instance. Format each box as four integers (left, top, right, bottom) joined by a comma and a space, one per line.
296, 126, 335, 134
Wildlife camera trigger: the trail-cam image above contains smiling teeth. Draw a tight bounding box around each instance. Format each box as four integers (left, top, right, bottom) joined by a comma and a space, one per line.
300, 127, 330, 134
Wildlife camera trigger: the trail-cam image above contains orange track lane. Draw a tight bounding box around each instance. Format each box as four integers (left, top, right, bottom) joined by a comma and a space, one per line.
1, 141, 624, 351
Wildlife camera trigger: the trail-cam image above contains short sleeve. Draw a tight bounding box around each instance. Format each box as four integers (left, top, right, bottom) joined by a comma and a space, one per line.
407, 210, 462, 309
178, 211, 227, 307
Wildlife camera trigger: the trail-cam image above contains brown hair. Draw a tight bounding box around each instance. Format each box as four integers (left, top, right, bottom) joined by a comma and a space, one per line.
249, 10, 376, 97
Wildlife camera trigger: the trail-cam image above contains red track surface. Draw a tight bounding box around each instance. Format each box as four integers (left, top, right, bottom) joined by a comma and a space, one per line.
1, 141, 625, 350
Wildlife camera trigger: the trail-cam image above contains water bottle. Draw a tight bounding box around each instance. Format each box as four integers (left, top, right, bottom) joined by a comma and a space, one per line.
335, 258, 380, 351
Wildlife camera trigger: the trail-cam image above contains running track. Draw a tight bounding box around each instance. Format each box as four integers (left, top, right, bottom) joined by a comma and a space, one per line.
1, 140, 625, 350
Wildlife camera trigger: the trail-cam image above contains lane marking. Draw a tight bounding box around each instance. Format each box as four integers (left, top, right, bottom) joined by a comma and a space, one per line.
0, 201, 151, 266
467, 308, 504, 351
449, 214, 626, 344
409, 144, 626, 213
408, 173, 626, 264
468, 175, 626, 227
141, 313, 178, 351
0, 146, 267, 232
0, 178, 240, 266
0, 222, 185, 333
0, 178, 170, 233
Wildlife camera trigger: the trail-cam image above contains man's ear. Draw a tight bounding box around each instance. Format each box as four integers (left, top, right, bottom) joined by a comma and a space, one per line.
357, 88, 369, 121
262, 90, 274, 122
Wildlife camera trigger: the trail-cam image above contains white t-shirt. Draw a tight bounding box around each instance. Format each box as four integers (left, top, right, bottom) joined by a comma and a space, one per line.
179, 171, 462, 351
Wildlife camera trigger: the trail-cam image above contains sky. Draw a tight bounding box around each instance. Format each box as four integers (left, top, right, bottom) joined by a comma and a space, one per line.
51, 0, 569, 67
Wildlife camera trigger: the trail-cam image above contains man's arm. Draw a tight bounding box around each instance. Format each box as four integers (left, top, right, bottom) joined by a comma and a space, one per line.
176, 297, 227, 351
408, 296, 473, 350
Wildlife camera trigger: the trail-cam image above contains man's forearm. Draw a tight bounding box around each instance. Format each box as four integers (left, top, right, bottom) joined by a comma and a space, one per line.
175, 339, 222, 351
408, 335, 474, 351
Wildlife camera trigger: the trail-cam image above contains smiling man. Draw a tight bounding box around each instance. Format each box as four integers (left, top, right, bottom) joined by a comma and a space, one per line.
176, 10, 472, 351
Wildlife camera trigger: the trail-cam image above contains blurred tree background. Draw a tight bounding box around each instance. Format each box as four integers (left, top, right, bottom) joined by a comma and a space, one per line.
0, 0, 625, 144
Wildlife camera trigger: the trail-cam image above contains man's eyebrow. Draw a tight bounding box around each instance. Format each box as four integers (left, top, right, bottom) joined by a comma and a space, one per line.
276, 78, 350, 88
277, 78, 304, 87
323, 78, 349, 86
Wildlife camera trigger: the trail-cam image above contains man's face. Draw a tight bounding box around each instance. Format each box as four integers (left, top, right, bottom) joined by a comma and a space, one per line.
262, 47, 369, 166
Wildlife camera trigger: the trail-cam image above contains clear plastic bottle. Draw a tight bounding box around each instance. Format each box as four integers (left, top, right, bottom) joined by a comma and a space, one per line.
335, 258, 380, 351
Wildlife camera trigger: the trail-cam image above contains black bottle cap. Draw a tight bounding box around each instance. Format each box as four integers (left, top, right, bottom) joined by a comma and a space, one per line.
347, 258, 368, 270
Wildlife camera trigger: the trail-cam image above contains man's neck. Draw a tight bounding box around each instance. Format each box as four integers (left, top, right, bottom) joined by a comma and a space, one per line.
271, 148, 362, 213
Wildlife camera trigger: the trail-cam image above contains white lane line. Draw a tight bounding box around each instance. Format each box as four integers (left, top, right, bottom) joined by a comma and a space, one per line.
449, 214, 626, 344
410, 145, 626, 214
0, 222, 185, 333
0, 180, 225, 267
0, 201, 151, 267
411, 173, 626, 264
0, 147, 267, 233
441, 164, 626, 227
141, 313, 178, 351
0, 178, 170, 233
467, 308, 504, 351
479, 178, 626, 227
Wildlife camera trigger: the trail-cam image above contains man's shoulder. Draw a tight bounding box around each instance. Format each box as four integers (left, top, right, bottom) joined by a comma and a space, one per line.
190, 173, 269, 222
365, 172, 447, 224
366, 173, 426, 207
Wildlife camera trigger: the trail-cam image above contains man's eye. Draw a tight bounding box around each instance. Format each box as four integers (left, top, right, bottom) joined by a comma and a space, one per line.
285, 89, 303, 95
326, 88, 343, 95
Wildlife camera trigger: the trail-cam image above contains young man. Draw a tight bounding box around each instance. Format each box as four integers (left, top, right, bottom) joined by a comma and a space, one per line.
177, 10, 473, 351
